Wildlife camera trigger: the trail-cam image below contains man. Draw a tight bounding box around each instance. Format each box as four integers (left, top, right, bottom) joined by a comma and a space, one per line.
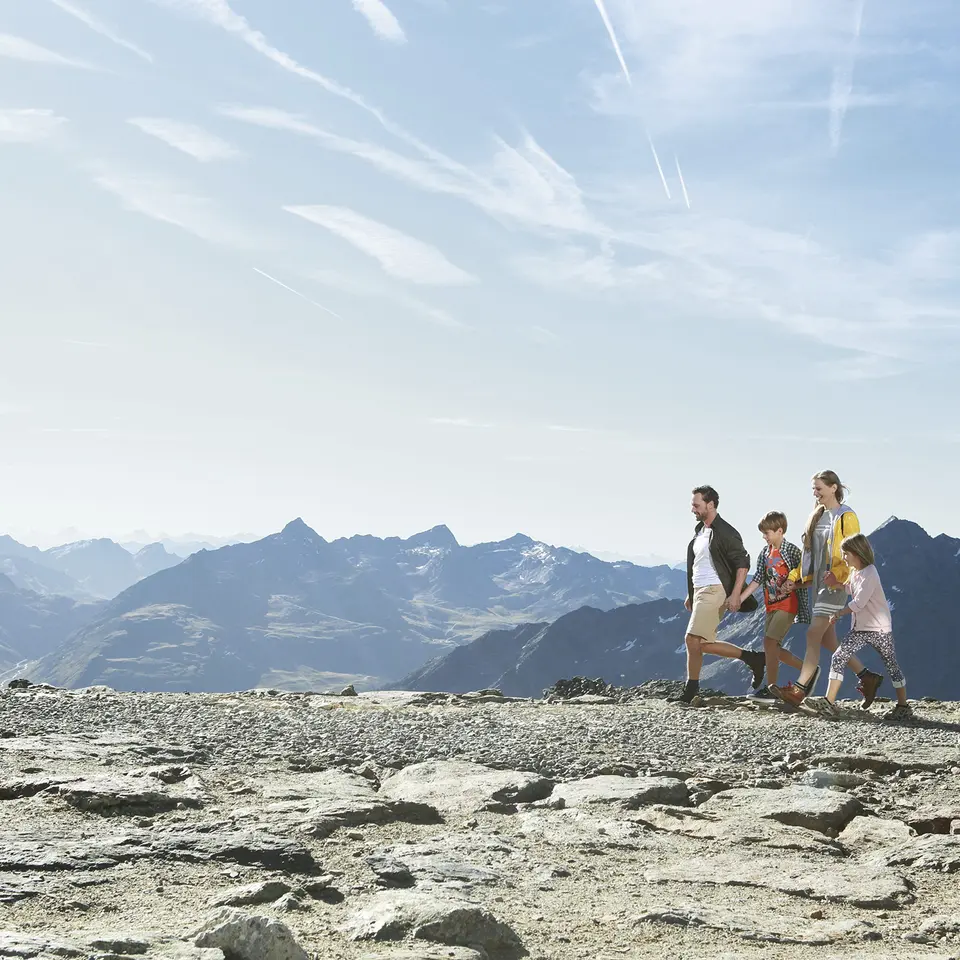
670, 485, 764, 705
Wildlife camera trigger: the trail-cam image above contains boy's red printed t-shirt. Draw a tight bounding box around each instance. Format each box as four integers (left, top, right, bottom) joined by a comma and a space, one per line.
764, 547, 799, 615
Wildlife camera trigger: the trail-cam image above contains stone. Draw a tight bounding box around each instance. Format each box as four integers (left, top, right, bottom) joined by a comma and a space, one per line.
148, 826, 319, 873
0, 932, 84, 957
646, 853, 910, 908
807, 753, 945, 775
378, 761, 553, 816
366, 835, 514, 890
700, 785, 862, 834
799, 769, 868, 790
192, 908, 309, 960
551, 776, 688, 809
840, 816, 915, 849
50, 774, 203, 815
918, 915, 960, 939
210, 880, 293, 907
634, 902, 873, 944
358, 950, 485, 960
340, 684, 358, 696
0, 774, 77, 800
238, 770, 440, 837
883, 835, 960, 873
83, 936, 150, 955
274, 893, 307, 912
345, 891, 525, 958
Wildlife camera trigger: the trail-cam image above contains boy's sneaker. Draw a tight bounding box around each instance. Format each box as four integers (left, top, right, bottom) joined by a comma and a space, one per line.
741, 650, 766, 689
857, 670, 883, 708
885, 702, 914, 721
749, 686, 774, 700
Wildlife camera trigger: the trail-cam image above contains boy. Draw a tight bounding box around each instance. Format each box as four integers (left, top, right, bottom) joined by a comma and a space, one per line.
739, 511, 810, 696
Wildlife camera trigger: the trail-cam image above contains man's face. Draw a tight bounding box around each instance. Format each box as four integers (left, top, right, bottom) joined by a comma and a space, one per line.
691, 493, 711, 520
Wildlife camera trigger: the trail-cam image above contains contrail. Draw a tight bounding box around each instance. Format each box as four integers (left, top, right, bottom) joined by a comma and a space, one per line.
252, 268, 346, 321
593, 0, 631, 85
829, 0, 865, 155
648, 134, 671, 200
675, 155, 691, 209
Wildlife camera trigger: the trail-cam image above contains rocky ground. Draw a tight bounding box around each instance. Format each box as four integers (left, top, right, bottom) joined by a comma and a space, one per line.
1, 682, 959, 960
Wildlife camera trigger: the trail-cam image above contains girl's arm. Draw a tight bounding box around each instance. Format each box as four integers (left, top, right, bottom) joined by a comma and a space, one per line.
829, 606, 852, 624
848, 567, 880, 613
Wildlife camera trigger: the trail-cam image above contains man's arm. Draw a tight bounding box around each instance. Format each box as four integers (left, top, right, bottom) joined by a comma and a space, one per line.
728, 567, 749, 611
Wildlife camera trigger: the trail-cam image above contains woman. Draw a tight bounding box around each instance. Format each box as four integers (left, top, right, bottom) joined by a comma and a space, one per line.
770, 470, 883, 707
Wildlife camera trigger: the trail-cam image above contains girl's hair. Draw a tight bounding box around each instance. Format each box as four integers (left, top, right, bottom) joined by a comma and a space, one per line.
802, 470, 847, 548
840, 533, 875, 569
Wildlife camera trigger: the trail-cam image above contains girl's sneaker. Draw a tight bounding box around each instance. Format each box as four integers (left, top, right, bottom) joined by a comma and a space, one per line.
885, 702, 914, 721
807, 696, 842, 719
857, 670, 883, 708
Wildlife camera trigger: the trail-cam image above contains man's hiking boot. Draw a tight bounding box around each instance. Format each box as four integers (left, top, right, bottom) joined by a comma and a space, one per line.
885, 702, 914, 721
668, 681, 701, 706
742, 649, 766, 689
857, 670, 883, 708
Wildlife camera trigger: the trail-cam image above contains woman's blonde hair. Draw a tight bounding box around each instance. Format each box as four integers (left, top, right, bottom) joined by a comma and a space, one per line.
840, 533, 875, 569
802, 470, 847, 548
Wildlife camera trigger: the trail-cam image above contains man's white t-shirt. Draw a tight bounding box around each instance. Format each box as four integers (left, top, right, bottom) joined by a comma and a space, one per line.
692, 526, 722, 588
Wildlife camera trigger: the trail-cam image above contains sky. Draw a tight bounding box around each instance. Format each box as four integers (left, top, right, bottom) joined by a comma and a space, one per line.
2, 0, 960, 561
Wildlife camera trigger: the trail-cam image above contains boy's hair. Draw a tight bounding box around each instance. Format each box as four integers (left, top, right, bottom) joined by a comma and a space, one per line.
692, 484, 719, 507
758, 511, 788, 534
840, 533, 875, 568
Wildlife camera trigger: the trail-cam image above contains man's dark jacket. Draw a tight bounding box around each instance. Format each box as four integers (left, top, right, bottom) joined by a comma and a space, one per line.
686, 514, 757, 611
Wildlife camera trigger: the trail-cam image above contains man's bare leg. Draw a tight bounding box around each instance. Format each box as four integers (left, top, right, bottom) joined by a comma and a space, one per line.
685, 633, 705, 680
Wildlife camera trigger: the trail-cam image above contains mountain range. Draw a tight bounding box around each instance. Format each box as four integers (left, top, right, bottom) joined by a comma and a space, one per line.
19, 519, 686, 692
0, 535, 181, 599
398, 517, 958, 701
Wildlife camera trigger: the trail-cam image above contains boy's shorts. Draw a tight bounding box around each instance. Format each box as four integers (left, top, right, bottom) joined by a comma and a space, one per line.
687, 584, 727, 643
764, 609, 795, 643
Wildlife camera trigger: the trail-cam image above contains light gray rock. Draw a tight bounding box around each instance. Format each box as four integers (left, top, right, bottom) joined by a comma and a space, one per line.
238, 771, 439, 837
83, 935, 150, 955
50, 774, 203, 815
918, 915, 960, 939
700, 785, 862, 834
646, 853, 910, 907
345, 891, 525, 958
634, 902, 872, 944
799, 769, 868, 789
840, 816, 915, 850
883, 834, 960, 873
152, 948, 225, 960
378, 762, 552, 816
551, 776, 687, 809
192, 908, 309, 960
366, 835, 516, 890
357, 949, 485, 960
0, 932, 84, 957
210, 880, 293, 907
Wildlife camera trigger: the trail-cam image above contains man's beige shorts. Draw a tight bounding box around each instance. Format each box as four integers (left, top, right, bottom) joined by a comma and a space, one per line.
764, 609, 795, 644
686, 584, 727, 643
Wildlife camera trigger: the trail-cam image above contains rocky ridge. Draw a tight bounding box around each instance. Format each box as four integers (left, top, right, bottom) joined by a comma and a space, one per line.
1, 683, 959, 959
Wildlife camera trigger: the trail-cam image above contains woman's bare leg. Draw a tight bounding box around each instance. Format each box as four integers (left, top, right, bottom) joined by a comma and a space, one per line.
797, 618, 830, 687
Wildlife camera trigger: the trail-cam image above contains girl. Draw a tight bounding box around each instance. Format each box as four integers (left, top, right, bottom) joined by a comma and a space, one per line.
808, 533, 911, 720
770, 470, 882, 707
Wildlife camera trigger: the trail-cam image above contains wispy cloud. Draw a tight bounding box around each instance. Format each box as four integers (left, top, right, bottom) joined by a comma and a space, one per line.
252, 268, 347, 321
284, 205, 476, 286
0, 33, 94, 68
828, 0, 866, 154
221, 106, 602, 237
92, 169, 256, 248
399, 297, 469, 329
429, 417, 494, 428
48, 0, 152, 62
0, 108, 67, 143
352, 0, 406, 43
592, 0, 631, 85
674, 155, 691, 209
129, 117, 241, 162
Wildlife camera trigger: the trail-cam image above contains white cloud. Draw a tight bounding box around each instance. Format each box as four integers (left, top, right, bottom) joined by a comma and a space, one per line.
92, 169, 256, 248
252, 268, 346, 321
352, 0, 406, 43
0, 108, 67, 143
221, 106, 602, 237
284, 205, 476, 286
48, 0, 152, 62
129, 117, 241, 162
0, 33, 94, 68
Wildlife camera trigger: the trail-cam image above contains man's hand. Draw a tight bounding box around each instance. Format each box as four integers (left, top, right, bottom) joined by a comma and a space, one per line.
824, 571, 840, 589
684, 597, 692, 612
727, 594, 742, 613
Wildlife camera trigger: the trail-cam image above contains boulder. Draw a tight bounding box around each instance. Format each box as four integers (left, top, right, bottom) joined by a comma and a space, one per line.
700, 785, 862, 834
50, 774, 203, 816
378, 761, 553, 816
210, 880, 293, 907
345, 891, 525, 958
192, 908, 309, 960
551, 776, 687, 809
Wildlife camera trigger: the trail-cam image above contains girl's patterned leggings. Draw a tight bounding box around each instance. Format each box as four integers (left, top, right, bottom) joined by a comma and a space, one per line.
829, 630, 905, 688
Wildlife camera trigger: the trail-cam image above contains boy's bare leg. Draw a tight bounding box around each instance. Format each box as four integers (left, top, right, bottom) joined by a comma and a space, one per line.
763, 636, 781, 686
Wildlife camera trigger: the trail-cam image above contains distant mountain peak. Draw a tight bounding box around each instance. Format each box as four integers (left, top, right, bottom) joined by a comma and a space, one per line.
405, 524, 459, 549
280, 518, 325, 542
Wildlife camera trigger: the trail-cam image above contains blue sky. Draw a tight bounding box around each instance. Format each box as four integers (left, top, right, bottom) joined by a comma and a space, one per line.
1, 0, 959, 560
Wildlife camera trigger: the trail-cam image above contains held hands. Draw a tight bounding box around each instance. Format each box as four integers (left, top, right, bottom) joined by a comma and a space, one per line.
726, 594, 742, 613
824, 571, 841, 589
782, 580, 798, 594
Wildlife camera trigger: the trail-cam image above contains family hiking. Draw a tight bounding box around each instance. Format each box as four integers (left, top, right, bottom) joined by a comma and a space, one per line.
674, 471, 910, 720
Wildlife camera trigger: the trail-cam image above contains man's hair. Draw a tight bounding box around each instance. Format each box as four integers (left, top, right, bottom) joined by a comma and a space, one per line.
692, 485, 719, 507
840, 533, 875, 568
758, 511, 788, 534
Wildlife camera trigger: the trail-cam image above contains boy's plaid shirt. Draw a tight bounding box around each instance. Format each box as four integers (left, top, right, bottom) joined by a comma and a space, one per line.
754, 540, 811, 625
